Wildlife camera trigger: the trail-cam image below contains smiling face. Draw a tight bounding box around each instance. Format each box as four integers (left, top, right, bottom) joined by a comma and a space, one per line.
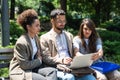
83, 24, 92, 39
27, 19, 41, 38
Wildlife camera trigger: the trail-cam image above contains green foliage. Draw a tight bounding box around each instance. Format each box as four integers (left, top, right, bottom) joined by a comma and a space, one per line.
65, 27, 78, 36
98, 30, 120, 42
100, 16, 120, 33
0, 45, 14, 48
16, 0, 40, 13
103, 40, 120, 55
105, 54, 120, 64
38, 1, 55, 22
66, 15, 82, 30
10, 20, 24, 45
0, 68, 9, 77
39, 31, 47, 36
100, 20, 114, 29
98, 30, 120, 63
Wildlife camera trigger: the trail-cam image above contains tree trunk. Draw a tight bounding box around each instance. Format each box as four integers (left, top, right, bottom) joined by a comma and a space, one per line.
60, 0, 67, 13
10, 0, 15, 19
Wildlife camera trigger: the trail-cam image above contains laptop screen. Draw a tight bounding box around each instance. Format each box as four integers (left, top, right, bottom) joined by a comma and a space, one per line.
69, 54, 93, 69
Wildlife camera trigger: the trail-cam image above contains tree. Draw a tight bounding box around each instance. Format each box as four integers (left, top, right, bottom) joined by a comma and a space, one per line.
60, 0, 67, 13
10, 0, 15, 19
67, 0, 120, 25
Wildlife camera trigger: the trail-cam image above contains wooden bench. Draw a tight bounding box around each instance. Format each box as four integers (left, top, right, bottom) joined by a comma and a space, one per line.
0, 48, 14, 80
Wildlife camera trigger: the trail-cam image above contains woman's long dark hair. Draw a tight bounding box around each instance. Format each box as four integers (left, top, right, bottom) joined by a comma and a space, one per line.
78, 18, 100, 53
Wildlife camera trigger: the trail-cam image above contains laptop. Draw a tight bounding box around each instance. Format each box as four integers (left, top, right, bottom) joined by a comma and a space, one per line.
68, 54, 93, 69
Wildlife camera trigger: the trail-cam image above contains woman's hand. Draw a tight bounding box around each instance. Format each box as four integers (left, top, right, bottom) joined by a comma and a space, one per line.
92, 49, 103, 61
92, 53, 100, 61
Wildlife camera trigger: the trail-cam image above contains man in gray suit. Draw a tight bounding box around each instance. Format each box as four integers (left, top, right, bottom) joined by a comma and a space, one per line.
40, 8, 96, 80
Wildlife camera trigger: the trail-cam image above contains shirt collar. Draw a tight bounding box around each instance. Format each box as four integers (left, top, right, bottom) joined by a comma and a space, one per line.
50, 29, 64, 37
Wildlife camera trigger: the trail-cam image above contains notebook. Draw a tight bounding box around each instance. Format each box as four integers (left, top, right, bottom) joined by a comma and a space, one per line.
68, 54, 93, 69
91, 62, 120, 74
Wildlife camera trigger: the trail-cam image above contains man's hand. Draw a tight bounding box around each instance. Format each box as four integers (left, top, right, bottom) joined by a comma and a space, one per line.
37, 49, 42, 61
57, 64, 72, 72
63, 57, 72, 65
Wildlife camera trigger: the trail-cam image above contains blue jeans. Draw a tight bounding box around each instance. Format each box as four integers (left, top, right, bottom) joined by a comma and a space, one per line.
57, 71, 75, 80
57, 71, 96, 80
76, 74, 96, 80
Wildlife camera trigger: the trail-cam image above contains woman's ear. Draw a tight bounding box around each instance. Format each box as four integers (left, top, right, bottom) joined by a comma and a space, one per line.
26, 25, 30, 31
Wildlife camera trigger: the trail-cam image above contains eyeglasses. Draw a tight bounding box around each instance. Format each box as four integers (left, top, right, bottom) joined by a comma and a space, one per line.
55, 20, 67, 24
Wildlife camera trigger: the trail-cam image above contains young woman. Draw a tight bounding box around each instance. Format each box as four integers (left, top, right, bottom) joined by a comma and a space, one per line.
9, 9, 57, 80
73, 18, 120, 80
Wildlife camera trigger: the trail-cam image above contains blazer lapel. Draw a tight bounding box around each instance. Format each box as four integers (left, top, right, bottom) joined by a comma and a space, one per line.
49, 31, 58, 52
64, 32, 73, 57
49, 30, 58, 56
35, 36, 40, 49
25, 34, 33, 59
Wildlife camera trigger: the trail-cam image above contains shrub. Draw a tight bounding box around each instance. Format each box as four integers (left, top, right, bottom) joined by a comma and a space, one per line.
98, 30, 120, 42
105, 54, 120, 64
103, 40, 120, 55
0, 68, 8, 77
10, 20, 24, 45
100, 16, 120, 33
97, 30, 120, 64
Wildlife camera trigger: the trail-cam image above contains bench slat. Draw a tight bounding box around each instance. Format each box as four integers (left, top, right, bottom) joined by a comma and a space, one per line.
0, 63, 9, 68
0, 48, 13, 53
0, 77, 9, 80
0, 48, 13, 80
0, 55, 13, 60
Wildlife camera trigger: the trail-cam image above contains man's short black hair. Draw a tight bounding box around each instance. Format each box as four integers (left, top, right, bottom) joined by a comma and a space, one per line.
50, 9, 65, 19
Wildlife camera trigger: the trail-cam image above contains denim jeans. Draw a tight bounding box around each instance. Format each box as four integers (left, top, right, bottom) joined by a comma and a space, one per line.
57, 71, 75, 80
57, 71, 96, 80
76, 74, 96, 80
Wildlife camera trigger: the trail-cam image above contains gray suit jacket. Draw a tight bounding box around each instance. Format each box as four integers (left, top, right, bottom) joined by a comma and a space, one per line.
40, 29, 74, 67
9, 33, 42, 80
